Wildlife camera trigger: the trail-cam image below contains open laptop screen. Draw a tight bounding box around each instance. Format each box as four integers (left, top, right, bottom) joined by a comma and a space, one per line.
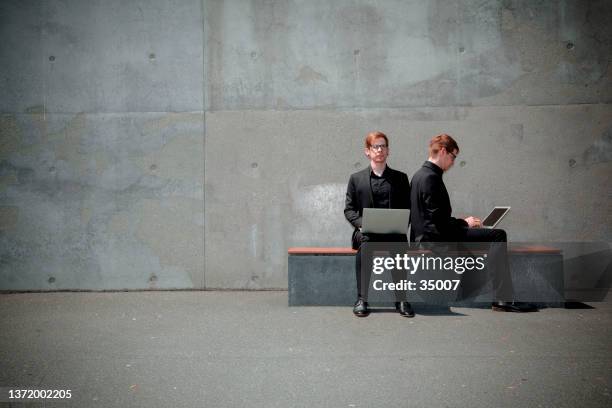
482, 207, 510, 228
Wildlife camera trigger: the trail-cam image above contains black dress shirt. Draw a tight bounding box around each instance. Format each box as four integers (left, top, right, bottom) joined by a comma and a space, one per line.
370, 168, 391, 209
409, 161, 468, 242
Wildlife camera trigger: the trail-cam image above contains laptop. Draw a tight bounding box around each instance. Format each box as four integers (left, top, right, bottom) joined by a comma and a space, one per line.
361, 208, 410, 234
481, 206, 511, 229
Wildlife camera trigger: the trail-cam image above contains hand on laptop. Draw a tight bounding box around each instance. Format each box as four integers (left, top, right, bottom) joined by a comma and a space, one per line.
464, 216, 482, 228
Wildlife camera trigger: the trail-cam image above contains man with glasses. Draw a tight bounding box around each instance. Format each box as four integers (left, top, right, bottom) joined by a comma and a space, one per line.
344, 131, 413, 317
410, 134, 535, 312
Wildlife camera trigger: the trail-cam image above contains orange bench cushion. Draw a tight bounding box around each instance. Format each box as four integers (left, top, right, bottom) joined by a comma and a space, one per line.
288, 245, 561, 255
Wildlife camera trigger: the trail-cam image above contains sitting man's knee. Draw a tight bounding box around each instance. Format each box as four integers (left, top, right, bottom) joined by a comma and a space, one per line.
493, 229, 507, 242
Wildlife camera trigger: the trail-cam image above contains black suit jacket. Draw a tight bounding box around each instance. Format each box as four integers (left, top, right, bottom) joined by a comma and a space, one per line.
344, 166, 411, 239
410, 161, 468, 242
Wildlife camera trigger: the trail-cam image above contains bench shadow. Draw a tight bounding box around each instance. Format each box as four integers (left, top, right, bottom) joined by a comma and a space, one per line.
563, 301, 595, 309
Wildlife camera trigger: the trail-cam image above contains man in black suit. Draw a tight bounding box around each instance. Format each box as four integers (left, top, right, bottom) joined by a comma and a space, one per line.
410, 133, 534, 312
344, 131, 414, 317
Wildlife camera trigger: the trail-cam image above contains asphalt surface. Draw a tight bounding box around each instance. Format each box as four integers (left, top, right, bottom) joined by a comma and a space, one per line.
0, 291, 611, 407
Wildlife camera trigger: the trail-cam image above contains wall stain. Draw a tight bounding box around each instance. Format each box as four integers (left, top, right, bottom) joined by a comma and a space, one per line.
38, 21, 79, 45
52, 112, 88, 175
0, 206, 19, 231
0, 161, 19, 184
275, 97, 289, 109
583, 127, 612, 166
510, 123, 524, 142
81, 207, 92, 226
0, 115, 22, 156
296, 66, 328, 84
143, 112, 202, 132
24, 105, 45, 114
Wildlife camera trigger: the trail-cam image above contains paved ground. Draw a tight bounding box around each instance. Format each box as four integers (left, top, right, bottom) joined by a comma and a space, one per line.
0, 291, 611, 408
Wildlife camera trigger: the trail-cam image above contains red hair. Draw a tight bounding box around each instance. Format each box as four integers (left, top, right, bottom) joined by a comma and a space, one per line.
429, 134, 459, 157
364, 131, 389, 148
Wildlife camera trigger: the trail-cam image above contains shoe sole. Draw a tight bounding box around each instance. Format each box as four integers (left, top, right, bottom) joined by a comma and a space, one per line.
492, 305, 526, 313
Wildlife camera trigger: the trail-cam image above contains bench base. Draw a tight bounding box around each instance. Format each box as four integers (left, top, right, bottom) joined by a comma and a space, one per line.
288, 248, 564, 307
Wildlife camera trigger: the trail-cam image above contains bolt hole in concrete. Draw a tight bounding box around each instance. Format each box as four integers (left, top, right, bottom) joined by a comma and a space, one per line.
150, 164, 157, 171
354, 162, 361, 168
460, 161, 466, 167
48, 167, 56, 172
459, 46, 465, 53
49, 55, 55, 62
251, 162, 258, 168
48, 277, 55, 283
149, 274, 158, 282
566, 42, 574, 50
569, 158, 577, 167
149, 53, 156, 60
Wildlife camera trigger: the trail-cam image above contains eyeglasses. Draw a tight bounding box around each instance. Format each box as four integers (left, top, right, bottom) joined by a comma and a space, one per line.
448, 151, 457, 160
370, 144, 388, 151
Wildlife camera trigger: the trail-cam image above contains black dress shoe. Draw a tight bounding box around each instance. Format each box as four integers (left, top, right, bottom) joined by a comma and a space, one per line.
492, 301, 538, 313
353, 298, 370, 317
395, 301, 415, 318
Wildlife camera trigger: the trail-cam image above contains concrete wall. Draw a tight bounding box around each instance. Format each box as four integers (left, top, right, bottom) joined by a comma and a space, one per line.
1, 0, 611, 290
0, 0, 205, 290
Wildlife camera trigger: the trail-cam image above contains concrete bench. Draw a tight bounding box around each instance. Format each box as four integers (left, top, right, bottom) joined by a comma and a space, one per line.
288, 245, 564, 307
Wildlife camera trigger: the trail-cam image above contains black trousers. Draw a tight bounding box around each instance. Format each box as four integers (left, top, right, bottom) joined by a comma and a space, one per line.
352, 230, 407, 300
454, 228, 513, 302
